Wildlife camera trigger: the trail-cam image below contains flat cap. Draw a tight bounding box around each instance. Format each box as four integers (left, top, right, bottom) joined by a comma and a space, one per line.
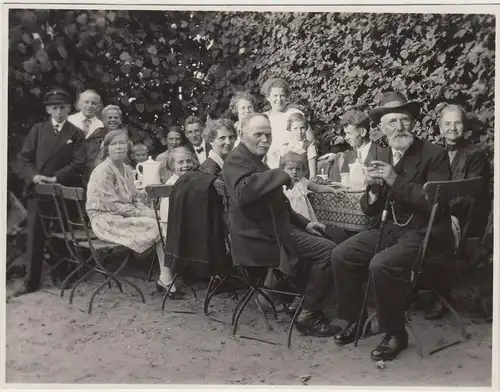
43, 88, 72, 105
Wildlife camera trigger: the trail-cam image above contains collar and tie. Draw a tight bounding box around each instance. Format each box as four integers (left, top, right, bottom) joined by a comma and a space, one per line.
393, 151, 403, 166
54, 123, 61, 135
196, 146, 204, 154
82, 118, 91, 133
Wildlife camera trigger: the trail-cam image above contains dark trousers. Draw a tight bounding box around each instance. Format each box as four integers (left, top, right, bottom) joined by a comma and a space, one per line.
331, 223, 422, 334
291, 228, 337, 311
25, 197, 68, 290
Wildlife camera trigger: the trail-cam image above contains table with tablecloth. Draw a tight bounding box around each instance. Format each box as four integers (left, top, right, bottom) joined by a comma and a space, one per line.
308, 189, 372, 232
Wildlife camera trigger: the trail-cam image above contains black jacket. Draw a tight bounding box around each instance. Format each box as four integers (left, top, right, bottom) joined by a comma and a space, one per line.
165, 170, 231, 275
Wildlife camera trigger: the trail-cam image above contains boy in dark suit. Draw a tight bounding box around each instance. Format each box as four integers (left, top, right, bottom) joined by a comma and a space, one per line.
12, 88, 86, 296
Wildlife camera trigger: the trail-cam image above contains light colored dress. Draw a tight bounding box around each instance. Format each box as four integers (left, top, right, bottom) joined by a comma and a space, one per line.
86, 158, 160, 253
264, 108, 304, 169
159, 173, 179, 237
283, 178, 318, 222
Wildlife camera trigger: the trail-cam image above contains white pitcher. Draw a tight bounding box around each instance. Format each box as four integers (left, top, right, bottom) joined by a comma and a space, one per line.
348, 159, 367, 189
135, 156, 165, 188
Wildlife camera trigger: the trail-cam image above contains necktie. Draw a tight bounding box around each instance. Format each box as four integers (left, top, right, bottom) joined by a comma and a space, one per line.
196, 146, 204, 154
54, 123, 60, 135
393, 151, 403, 166
83, 118, 91, 134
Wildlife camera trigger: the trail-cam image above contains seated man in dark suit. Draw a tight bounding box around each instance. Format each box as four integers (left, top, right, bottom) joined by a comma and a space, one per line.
330, 92, 453, 361
222, 113, 342, 337
12, 88, 86, 296
199, 118, 236, 180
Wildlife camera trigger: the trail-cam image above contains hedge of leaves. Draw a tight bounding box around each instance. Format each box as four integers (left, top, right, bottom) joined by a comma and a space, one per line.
203, 12, 495, 156
8, 10, 495, 193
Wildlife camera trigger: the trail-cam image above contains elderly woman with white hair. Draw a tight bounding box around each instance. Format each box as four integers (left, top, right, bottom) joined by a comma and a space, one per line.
86, 129, 182, 298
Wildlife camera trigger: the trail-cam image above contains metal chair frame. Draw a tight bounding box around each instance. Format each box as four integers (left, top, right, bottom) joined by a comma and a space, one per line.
231, 266, 305, 348
34, 183, 69, 283
358, 176, 484, 357
58, 186, 145, 314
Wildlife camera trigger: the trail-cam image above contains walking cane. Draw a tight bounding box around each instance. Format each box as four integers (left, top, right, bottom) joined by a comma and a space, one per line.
353, 193, 391, 347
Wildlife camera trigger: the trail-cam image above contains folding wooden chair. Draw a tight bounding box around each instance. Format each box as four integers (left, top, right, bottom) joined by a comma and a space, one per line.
359, 176, 484, 357
58, 186, 146, 314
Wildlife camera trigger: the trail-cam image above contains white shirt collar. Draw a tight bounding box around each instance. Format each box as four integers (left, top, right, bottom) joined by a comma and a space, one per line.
193, 142, 207, 163
208, 150, 224, 169
356, 141, 372, 162
51, 119, 66, 128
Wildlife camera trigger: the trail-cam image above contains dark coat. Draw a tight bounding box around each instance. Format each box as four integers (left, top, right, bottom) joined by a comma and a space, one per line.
13, 119, 86, 290
199, 157, 222, 179
222, 143, 310, 276
448, 141, 491, 237
361, 138, 453, 254
165, 170, 231, 275
14, 120, 86, 196
82, 127, 109, 188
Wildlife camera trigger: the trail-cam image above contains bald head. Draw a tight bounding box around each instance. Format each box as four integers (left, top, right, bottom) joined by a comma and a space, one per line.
240, 113, 272, 157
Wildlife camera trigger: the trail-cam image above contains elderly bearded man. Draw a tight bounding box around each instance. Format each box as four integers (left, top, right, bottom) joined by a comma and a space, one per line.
330, 92, 453, 361
222, 113, 345, 337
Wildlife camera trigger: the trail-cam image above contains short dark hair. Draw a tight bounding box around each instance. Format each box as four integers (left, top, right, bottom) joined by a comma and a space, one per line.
184, 115, 203, 129
340, 110, 370, 134
261, 78, 291, 98
229, 92, 257, 115
203, 118, 236, 143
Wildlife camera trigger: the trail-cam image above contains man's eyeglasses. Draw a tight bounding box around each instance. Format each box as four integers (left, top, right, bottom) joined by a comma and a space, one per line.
387, 118, 412, 129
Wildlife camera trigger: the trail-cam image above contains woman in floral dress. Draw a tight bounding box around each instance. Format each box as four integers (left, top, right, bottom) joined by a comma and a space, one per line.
86, 129, 182, 298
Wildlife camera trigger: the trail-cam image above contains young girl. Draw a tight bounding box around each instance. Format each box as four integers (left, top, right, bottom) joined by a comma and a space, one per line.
281, 151, 342, 221
280, 112, 318, 178
157, 147, 198, 295
261, 78, 315, 168
281, 152, 348, 244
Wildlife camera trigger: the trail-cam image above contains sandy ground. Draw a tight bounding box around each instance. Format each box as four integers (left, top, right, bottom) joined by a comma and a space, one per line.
5, 267, 492, 387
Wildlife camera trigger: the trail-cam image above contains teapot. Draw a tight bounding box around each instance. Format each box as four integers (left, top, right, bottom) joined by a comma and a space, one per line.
348, 159, 367, 189
135, 156, 165, 188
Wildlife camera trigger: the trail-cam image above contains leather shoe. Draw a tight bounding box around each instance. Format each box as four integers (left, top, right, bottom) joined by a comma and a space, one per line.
334, 319, 372, 345
334, 321, 359, 345
295, 310, 342, 337
425, 300, 448, 320
371, 331, 409, 361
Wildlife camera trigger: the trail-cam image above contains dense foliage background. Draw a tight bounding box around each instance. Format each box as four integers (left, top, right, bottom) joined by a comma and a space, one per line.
8, 10, 495, 195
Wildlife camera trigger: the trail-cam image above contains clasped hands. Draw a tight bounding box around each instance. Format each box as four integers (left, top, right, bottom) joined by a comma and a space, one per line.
365, 160, 398, 193
33, 174, 57, 184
